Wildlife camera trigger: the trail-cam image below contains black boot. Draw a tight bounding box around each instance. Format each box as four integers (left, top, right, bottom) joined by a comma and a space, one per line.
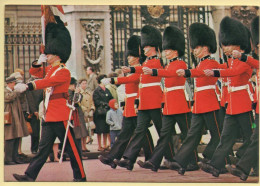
226, 165, 248, 181
200, 162, 220, 177
13, 174, 34, 182
98, 155, 117, 169
73, 177, 87, 182
169, 161, 186, 175
137, 160, 158, 172
114, 159, 134, 171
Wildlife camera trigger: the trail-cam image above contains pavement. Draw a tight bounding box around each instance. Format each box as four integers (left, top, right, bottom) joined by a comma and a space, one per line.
3, 126, 259, 183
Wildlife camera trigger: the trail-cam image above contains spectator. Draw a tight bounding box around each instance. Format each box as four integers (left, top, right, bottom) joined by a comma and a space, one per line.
93, 74, 113, 151
78, 78, 95, 147
106, 72, 118, 101
106, 99, 123, 147
85, 66, 98, 93
4, 76, 29, 165
69, 77, 90, 153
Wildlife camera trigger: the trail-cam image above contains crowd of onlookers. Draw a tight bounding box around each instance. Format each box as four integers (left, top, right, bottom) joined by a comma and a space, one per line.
4, 66, 124, 165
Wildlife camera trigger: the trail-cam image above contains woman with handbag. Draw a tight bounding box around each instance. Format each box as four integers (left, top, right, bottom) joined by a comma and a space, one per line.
93, 74, 113, 151
4, 76, 29, 165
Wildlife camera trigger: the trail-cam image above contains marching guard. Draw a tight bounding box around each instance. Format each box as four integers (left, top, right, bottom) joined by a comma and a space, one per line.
13, 17, 86, 182
137, 25, 199, 172
200, 16, 254, 178
98, 35, 154, 168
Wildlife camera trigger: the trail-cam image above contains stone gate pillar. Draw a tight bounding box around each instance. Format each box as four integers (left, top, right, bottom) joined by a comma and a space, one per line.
63, 5, 112, 79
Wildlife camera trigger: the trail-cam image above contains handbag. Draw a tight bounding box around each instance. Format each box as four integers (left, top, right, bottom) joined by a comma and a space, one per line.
4, 111, 12, 125
96, 105, 108, 115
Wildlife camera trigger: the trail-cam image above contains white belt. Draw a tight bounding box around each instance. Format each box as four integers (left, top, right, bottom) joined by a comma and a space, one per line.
195, 85, 215, 92
229, 84, 254, 101
164, 86, 185, 92
139, 82, 161, 88
228, 85, 248, 92
126, 93, 137, 98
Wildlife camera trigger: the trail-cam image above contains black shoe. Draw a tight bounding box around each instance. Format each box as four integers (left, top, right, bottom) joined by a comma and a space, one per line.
162, 159, 172, 169
200, 162, 220, 177
169, 161, 185, 175
13, 174, 34, 182
226, 165, 248, 181
186, 163, 199, 171
83, 149, 90, 152
5, 161, 16, 165
98, 155, 117, 169
31, 150, 37, 154
137, 160, 158, 172
73, 177, 87, 182
114, 159, 134, 171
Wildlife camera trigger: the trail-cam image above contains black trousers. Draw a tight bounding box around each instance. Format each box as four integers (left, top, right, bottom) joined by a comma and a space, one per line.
174, 110, 222, 168
107, 116, 154, 161
30, 115, 40, 153
4, 138, 19, 162
149, 112, 198, 168
123, 109, 174, 162
210, 111, 253, 170
236, 114, 259, 175
25, 121, 86, 180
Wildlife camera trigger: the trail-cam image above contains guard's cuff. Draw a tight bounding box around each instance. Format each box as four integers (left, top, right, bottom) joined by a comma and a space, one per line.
27, 82, 35, 91
184, 70, 191, 77
240, 53, 248, 62
130, 67, 136, 73
213, 70, 220, 77
151, 69, 158, 76
32, 60, 42, 68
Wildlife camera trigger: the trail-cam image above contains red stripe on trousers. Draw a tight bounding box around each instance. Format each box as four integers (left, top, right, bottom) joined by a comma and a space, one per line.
63, 121, 86, 178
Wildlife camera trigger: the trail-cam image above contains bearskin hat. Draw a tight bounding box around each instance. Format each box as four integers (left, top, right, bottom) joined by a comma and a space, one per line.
251, 16, 259, 47
162, 26, 185, 57
244, 26, 252, 54
219, 16, 248, 51
126, 35, 141, 57
141, 25, 162, 52
189, 23, 217, 53
44, 16, 72, 63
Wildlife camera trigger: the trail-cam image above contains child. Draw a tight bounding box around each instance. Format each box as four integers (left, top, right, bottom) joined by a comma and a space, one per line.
106, 99, 123, 148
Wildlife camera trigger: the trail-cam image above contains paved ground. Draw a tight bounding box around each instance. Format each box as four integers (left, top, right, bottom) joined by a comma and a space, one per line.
3, 126, 259, 183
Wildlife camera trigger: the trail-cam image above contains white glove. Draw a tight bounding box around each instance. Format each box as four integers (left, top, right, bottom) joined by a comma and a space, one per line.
36, 54, 47, 65
101, 78, 111, 86
67, 103, 76, 111
88, 110, 94, 118
14, 83, 28, 93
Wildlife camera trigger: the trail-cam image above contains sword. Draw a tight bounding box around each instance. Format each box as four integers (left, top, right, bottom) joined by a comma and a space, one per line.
59, 84, 78, 164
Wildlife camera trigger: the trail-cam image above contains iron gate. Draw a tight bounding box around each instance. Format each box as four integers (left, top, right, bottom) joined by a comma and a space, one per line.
110, 5, 212, 69
4, 21, 42, 82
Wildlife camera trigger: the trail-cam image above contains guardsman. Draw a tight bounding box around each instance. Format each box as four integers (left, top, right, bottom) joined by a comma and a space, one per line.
116, 25, 174, 171
136, 25, 199, 172
98, 35, 154, 168
13, 17, 86, 182
225, 16, 259, 181
172, 22, 223, 175
201, 16, 254, 178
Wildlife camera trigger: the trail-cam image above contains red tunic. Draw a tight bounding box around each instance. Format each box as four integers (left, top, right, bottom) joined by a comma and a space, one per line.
132, 57, 163, 110
156, 59, 190, 115
189, 59, 220, 114
29, 63, 71, 122
114, 73, 140, 117
219, 58, 253, 115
